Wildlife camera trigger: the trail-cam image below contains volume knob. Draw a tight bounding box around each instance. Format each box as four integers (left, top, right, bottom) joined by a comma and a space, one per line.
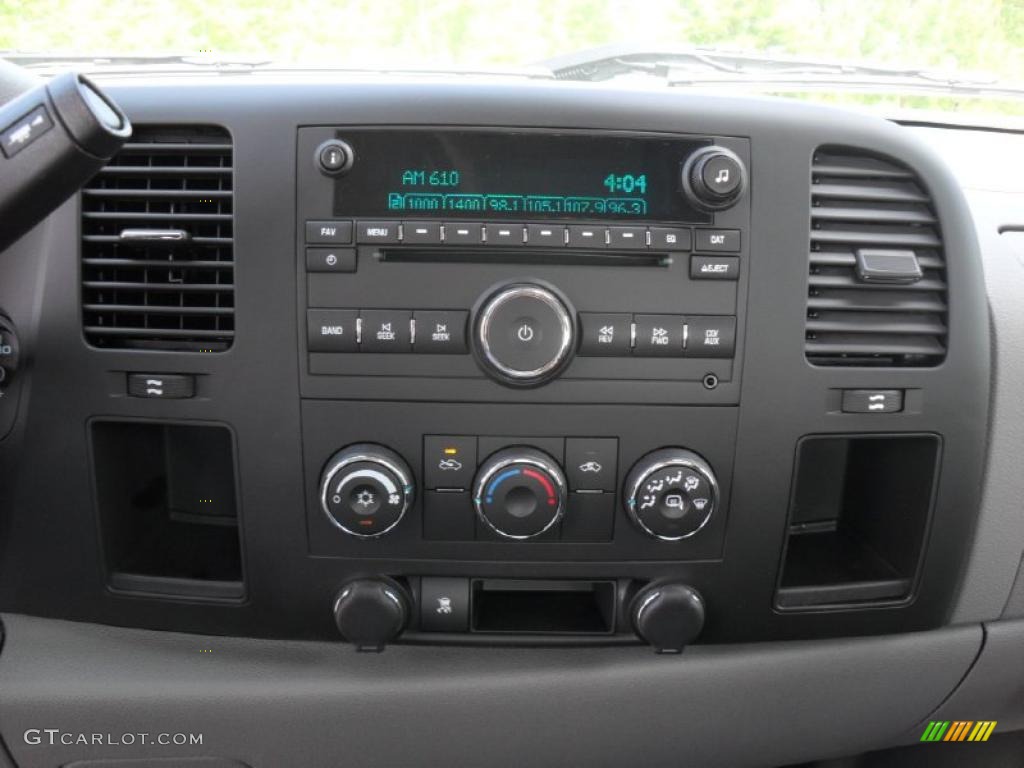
472, 282, 575, 388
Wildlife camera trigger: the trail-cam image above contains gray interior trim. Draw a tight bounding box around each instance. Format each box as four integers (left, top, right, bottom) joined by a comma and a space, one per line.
910, 618, 1024, 738
949, 188, 1024, 623
0, 614, 981, 768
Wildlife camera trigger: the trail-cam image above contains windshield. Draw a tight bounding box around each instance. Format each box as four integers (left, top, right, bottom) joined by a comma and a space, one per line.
3, 0, 1023, 120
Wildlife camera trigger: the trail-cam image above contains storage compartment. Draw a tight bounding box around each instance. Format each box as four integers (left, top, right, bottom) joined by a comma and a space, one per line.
91, 420, 244, 599
776, 434, 940, 608
471, 579, 615, 634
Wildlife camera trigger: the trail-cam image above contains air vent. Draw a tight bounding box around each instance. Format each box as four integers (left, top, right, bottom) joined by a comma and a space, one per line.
81, 126, 234, 351
806, 146, 947, 366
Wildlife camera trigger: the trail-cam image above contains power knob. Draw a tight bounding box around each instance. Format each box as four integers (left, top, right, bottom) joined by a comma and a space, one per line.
472, 281, 575, 388
681, 146, 746, 212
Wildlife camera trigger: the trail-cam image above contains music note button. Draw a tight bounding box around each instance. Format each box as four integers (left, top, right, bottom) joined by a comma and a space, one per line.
700, 153, 743, 197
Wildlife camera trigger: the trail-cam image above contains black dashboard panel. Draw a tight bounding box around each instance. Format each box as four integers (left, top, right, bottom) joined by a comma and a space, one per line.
0, 78, 990, 651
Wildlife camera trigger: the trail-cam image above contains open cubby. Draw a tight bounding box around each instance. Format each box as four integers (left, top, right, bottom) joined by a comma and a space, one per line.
91, 420, 244, 600
776, 434, 940, 609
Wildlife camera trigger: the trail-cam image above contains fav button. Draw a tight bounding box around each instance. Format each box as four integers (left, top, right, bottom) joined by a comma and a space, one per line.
360, 309, 412, 352
305, 220, 353, 245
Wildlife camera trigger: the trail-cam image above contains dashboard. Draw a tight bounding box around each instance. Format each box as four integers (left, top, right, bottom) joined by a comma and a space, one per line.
0, 74, 1021, 767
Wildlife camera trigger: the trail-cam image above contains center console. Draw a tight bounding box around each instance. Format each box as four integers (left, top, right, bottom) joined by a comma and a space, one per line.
293, 126, 756, 649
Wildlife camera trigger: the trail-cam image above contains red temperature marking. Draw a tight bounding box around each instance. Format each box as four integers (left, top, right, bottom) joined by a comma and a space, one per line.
522, 468, 556, 503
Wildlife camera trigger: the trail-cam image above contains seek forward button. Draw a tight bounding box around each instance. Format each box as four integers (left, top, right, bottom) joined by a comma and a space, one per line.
413, 310, 468, 354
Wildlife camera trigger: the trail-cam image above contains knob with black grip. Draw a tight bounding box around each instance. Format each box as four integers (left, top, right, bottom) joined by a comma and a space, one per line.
319, 444, 415, 538
681, 146, 746, 212
473, 447, 567, 539
333, 578, 410, 651
631, 582, 705, 653
472, 281, 576, 388
624, 448, 719, 541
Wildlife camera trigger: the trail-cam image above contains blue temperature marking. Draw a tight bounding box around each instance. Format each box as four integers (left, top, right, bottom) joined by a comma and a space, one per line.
485, 468, 521, 503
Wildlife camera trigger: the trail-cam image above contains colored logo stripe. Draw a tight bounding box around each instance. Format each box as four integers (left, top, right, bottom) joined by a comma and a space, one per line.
920, 720, 996, 742
921, 721, 949, 741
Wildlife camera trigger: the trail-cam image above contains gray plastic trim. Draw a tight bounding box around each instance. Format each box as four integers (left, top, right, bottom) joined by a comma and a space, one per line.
0, 614, 981, 768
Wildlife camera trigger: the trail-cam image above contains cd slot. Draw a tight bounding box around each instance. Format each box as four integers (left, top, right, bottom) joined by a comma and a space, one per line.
378, 247, 670, 267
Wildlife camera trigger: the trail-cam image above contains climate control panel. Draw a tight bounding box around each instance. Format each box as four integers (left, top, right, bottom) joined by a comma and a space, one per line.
313, 428, 724, 552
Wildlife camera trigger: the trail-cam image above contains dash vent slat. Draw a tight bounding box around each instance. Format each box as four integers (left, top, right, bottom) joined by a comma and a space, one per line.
81, 125, 234, 351
806, 147, 947, 367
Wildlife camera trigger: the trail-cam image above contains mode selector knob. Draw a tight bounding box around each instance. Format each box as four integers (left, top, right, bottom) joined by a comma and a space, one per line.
319, 444, 415, 538
473, 281, 575, 388
473, 447, 567, 539
681, 146, 747, 212
624, 448, 719, 540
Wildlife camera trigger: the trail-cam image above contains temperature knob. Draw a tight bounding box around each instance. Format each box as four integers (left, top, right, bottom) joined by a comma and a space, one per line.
319, 444, 415, 538
473, 447, 567, 539
624, 448, 718, 540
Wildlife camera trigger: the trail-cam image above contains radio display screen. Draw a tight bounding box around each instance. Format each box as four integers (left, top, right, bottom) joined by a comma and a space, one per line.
331, 129, 710, 222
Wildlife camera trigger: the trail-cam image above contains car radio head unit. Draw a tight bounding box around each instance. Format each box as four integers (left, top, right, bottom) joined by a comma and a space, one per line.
328, 129, 711, 222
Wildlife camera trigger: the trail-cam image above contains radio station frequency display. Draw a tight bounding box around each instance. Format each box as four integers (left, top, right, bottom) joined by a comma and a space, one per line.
331, 129, 709, 221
